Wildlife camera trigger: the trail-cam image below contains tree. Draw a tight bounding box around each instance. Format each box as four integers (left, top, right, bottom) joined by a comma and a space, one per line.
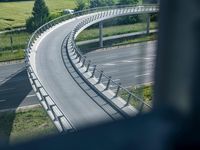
90, 0, 115, 8
118, 0, 139, 5
117, 0, 140, 25
26, 0, 49, 32
75, 0, 88, 11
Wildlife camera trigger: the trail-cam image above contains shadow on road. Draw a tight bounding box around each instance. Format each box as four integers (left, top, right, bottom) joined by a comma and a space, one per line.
0, 68, 32, 146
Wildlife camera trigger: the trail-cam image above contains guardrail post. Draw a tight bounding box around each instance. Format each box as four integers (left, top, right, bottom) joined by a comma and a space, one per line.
57, 116, 64, 132
97, 70, 103, 84
126, 93, 132, 105
50, 104, 57, 121
86, 60, 91, 72
78, 55, 82, 63
91, 65, 97, 78
99, 21, 103, 48
75, 52, 79, 59
81, 56, 86, 67
146, 14, 150, 34
115, 83, 121, 97
139, 102, 144, 113
105, 76, 112, 90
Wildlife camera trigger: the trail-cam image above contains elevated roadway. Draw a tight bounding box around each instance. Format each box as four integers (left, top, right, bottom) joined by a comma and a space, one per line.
0, 41, 155, 111
34, 15, 126, 129
26, 5, 159, 131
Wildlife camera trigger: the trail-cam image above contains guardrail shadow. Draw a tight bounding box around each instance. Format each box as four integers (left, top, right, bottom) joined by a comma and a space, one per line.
0, 68, 32, 146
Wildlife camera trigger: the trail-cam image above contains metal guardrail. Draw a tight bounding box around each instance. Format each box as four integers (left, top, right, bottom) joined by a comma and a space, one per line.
67, 5, 159, 112
25, 5, 159, 132
25, 56, 76, 132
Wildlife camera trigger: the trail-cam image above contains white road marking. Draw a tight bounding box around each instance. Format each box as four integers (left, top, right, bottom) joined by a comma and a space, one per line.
111, 79, 120, 83
104, 70, 119, 74
26, 94, 36, 98
121, 60, 134, 63
135, 82, 153, 88
102, 63, 116, 66
135, 73, 151, 78
110, 84, 118, 88
0, 100, 6, 103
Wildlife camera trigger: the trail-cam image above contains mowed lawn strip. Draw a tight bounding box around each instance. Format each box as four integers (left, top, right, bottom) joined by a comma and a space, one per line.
119, 85, 153, 111
76, 22, 157, 41
0, 0, 75, 30
0, 49, 24, 62
0, 106, 57, 145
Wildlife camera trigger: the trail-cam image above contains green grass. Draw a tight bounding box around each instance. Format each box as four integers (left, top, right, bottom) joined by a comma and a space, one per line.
0, 0, 75, 30
0, 31, 30, 62
0, 106, 57, 145
0, 49, 24, 62
110, 33, 157, 46
119, 85, 153, 112
79, 33, 157, 53
76, 22, 157, 41
0, 31, 30, 51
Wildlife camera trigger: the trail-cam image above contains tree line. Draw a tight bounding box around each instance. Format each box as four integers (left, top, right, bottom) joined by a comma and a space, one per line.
26, 0, 158, 32
75, 0, 139, 11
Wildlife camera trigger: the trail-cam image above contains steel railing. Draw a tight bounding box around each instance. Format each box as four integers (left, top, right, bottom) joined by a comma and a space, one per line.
25, 4, 159, 133
67, 5, 158, 112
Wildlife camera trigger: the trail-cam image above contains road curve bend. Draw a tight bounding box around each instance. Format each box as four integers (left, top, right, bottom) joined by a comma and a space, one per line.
26, 5, 159, 131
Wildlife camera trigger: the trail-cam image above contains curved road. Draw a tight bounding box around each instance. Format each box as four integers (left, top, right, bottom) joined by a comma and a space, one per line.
0, 41, 155, 111
29, 6, 158, 129
35, 15, 125, 129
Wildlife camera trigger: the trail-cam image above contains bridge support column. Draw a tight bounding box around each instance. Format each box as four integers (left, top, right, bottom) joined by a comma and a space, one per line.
146, 14, 150, 34
99, 21, 103, 48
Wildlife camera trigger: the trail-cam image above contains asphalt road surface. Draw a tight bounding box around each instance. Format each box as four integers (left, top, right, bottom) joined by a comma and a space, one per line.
0, 62, 38, 110
35, 15, 126, 129
0, 41, 156, 110
86, 40, 156, 90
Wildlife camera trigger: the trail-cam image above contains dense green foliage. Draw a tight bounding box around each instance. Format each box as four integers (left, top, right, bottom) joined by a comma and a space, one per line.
26, 0, 49, 32
89, 0, 115, 8
117, 0, 141, 24
118, 0, 139, 5
75, 0, 88, 11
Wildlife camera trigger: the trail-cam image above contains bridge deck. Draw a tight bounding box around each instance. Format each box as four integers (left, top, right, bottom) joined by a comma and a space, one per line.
34, 15, 124, 129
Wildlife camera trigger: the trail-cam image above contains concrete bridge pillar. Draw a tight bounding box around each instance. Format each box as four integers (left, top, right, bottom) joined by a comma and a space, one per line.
146, 14, 150, 34
99, 21, 103, 48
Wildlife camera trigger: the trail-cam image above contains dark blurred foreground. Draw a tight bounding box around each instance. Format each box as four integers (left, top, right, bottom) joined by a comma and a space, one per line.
1, 0, 200, 149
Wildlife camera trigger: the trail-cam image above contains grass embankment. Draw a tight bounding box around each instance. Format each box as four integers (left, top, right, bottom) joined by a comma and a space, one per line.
0, 31, 30, 51
119, 85, 153, 112
0, 49, 24, 62
79, 34, 157, 53
0, 31, 30, 62
0, 106, 57, 145
0, 22, 157, 61
76, 22, 157, 41
0, 0, 75, 30
76, 22, 157, 53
